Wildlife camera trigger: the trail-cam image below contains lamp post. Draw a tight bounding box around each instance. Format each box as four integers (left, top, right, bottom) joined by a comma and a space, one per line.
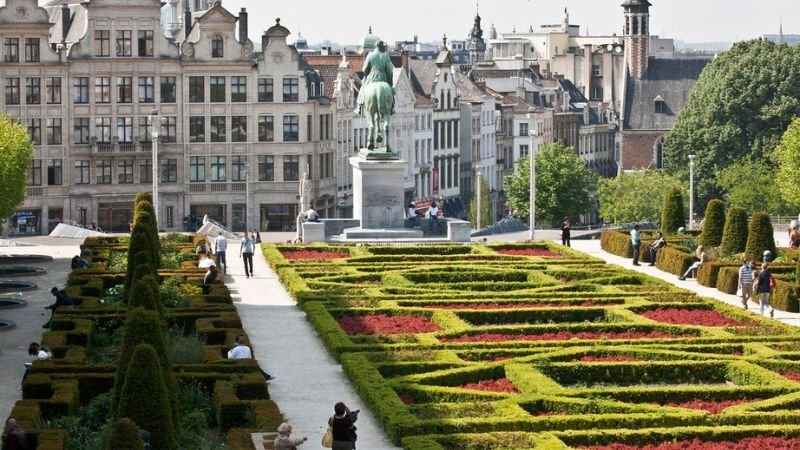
475, 165, 482, 231
148, 109, 160, 228
529, 137, 538, 241
688, 154, 696, 230
244, 162, 250, 231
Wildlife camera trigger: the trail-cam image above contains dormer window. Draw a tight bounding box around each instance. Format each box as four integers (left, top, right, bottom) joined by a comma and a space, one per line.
211, 35, 224, 58
654, 95, 665, 114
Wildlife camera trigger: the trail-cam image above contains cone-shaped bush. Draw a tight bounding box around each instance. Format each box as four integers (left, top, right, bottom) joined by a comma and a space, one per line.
107, 418, 144, 450
125, 229, 154, 294
700, 199, 725, 247
128, 278, 160, 311
134, 202, 160, 268
661, 187, 685, 235
116, 345, 177, 450
745, 212, 777, 262
720, 207, 749, 255
135, 192, 153, 205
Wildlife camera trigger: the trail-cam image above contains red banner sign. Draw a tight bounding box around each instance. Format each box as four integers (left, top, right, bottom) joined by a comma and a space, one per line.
432, 168, 440, 195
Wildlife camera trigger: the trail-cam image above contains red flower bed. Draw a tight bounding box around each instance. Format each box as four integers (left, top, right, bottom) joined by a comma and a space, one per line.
281, 250, 349, 261
459, 378, 520, 394
338, 314, 442, 335
496, 248, 562, 258
640, 308, 749, 327
441, 331, 688, 343
421, 301, 605, 310
582, 437, 800, 450
580, 355, 642, 363
660, 398, 760, 414
783, 372, 800, 382
399, 393, 414, 405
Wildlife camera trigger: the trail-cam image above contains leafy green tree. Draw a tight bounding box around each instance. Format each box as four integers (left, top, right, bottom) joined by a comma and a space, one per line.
745, 212, 777, 262
665, 39, 800, 209
717, 157, 792, 214
0, 115, 35, 220
720, 207, 749, 256
597, 171, 684, 224
775, 117, 800, 208
700, 199, 725, 247
503, 142, 597, 225
661, 187, 686, 235
469, 175, 492, 229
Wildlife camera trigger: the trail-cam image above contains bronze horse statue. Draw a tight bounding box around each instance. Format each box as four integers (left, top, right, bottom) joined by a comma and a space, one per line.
356, 41, 395, 153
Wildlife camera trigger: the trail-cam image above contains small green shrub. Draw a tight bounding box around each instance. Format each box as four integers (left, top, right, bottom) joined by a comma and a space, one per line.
661, 187, 685, 235
169, 328, 205, 365
699, 199, 725, 247
720, 207, 749, 256
745, 212, 777, 262
108, 418, 144, 450
128, 278, 159, 311
160, 276, 191, 308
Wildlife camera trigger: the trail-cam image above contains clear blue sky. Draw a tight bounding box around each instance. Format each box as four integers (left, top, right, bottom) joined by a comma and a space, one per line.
220, 0, 797, 47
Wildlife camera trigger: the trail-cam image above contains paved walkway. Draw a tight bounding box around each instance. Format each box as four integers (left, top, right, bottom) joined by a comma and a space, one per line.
224, 244, 400, 450
570, 240, 800, 327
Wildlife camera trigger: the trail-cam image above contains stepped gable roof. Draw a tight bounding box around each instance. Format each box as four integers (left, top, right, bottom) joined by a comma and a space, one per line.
624, 57, 711, 130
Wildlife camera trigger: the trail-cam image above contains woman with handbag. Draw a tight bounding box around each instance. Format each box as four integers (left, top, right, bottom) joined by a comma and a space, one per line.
755, 262, 775, 318
325, 402, 358, 450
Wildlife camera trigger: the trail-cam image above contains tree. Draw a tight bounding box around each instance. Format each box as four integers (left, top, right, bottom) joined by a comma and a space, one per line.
503, 142, 597, 225
717, 157, 792, 214
775, 117, 800, 208
745, 212, 777, 262
720, 207, 749, 256
469, 175, 491, 229
700, 199, 725, 247
0, 115, 35, 219
597, 171, 684, 224
661, 187, 686, 235
665, 39, 800, 209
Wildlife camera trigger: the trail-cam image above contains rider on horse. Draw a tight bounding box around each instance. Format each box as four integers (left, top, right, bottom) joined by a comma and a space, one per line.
355, 40, 395, 117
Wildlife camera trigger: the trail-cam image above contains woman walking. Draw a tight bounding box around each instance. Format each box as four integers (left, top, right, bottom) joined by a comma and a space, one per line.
755, 262, 775, 318
329, 402, 358, 450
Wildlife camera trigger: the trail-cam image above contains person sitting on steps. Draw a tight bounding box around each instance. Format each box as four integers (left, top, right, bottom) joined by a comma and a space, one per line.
679, 245, 708, 281
227, 334, 276, 381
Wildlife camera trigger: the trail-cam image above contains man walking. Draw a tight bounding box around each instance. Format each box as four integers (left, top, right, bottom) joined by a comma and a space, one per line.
214, 232, 228, 275
631, 225, 641, 266
240, 233, 254, 278
738, 259, 754, 309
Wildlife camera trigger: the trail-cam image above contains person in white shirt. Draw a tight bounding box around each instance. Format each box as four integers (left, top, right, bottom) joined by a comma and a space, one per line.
406, 203, 419, 227
214, 232, 228, 274
305, 205, 320, 223
428, 202, 440, 231
227, 335, 275, 381
240, 233, 255, 278
22, 342, 51, 385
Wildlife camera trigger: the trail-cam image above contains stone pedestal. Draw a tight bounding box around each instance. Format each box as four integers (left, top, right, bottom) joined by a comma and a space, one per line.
350, 155, 407, 229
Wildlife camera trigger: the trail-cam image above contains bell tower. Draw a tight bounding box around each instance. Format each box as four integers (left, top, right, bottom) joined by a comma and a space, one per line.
623, 0, 651, 80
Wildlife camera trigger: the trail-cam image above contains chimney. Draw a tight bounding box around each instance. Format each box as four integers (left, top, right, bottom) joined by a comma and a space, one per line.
401, 50, 409, 76
61, 5, 70, 42
184, 4, 192, 38
238, 8, 248, 44
261, 31, 269, 52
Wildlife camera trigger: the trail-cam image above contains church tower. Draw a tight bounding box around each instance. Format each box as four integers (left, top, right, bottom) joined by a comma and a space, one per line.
466, 9, 486, 64
623, 0, 651, 80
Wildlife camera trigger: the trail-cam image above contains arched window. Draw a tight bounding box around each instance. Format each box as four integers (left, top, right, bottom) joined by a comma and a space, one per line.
211, 35, 224, 58
654, 136, 665, 169
439, 91, 445, 110
447, 90, 451, 109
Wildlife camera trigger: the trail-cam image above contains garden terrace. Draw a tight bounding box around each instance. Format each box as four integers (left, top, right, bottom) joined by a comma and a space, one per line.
264, 242, 800, 449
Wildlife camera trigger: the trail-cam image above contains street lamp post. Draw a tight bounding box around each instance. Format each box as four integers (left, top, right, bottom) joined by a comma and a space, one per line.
244, 163, 250, 231
476, 165, 482, 231
529, 142, 537, 241
688, 154, 696, 230
148, 109, 160, 229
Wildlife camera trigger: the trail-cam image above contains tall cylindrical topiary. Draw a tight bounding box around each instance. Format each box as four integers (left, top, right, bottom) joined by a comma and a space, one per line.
745, 212, 777, 262
135, 192, 153, 205
720, 207, 749, 256
700, 199, 725, 247
128, 278, 160, 311
132, 207, 160, 269
124, 230, 153, 294
108, 418, 145, 450
116, 344, 177, 450
661, 187, 685, 234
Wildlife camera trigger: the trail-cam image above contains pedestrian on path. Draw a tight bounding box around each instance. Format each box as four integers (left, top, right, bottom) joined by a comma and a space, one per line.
2, 418, 28, 450
561, 217, 571, 247
214, 232, 228, 274
630, 225, 641, 266
227, 335, 276, 381
240, 233, 254, 278
648, 231, 666, 266
738, 259, 755, 308
755, 262, 775, 317
274, 423, 307, 449
679, 246, 707, 281
329, 402, 359, 450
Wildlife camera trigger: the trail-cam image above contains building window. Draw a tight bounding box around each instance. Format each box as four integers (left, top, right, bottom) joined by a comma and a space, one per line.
258, 115, 274, 142
160, 76, 176, 103
592, 65, 602, 77
118, 160, 134, 184
231, 76, 246, 102
25, 78, 40, 104
210, 116, 226, 142
590, 87, 603, 101
655, 99, 666, 114
283, 115, 299, 142
73, 77, 89, 104
96, 117, 111, 143
161, 159, 177, 183
28, 119, 41, 145
211, 35, 224, 58
4, 38, 19, 62
139, 160, 152, 183
189, 116, 205, 142
258, 78, 273, 102
138, 77, 154, 103
5, 78, 20, 105
189, 156, 205, 182
46, 77, 61, 104
117, 77, 133, 103
189, 76, 204, 102
210, 76, 225, 102
28, 160, 42, 186
116, 30, 132, 57
138, 117, 151, 142
46, 118, 62, 145
96, 160, 112, 184
161, 116, 177, 143
520, 144, 529, 158
283, 155, 299, 181
117, 117, 133, 143
258, 155, 274, 181
74, 118, 90, 144
231, 116, 247, 142
137, 30, 154, 57
24, 38, 39, 62
210, 156, 226, 182
231, 155, 246, 181
519, 123, 529, 137
74, 160, 90, 184
94, 30, 110, 57
95, 77, 111, 103
48, 159, 62, 186
282, 78, 299, 102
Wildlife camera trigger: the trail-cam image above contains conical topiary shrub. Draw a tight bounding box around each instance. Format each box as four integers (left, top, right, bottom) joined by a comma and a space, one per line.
135, 192, 153, 205
116, 344, 177, 450
700, 199, 725, 247
124, 230, 154, 294
745, 212, 777, 262
661, 187, 685, 235
133, 201, 161, 268
108, 418, 144, 450
128, 278, 160, 311
720, 207, 749, 256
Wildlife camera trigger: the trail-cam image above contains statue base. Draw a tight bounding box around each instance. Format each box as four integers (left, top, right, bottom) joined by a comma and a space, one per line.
350, 153, 406, 230
359, 148, 399, 161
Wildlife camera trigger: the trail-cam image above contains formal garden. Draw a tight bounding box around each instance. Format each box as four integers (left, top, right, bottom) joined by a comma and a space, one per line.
6, 193, 281, 449
264, 241, 800, 449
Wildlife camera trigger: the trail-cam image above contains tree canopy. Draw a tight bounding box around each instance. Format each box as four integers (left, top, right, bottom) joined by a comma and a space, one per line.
503, 142, 597, 225
0, 115, 34, 219
716, 156, 792, 214
597, 171, 684, 224
665, 39, 800, 209
469, 175, 492, 229
775, 117, 800, 208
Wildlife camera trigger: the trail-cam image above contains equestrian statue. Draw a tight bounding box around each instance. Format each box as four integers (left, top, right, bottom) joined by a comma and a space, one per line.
355, 40, 396, 156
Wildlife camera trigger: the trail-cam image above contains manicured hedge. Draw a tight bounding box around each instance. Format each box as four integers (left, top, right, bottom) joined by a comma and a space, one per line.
720, 207, 749, 255
662, 187, 686, 235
